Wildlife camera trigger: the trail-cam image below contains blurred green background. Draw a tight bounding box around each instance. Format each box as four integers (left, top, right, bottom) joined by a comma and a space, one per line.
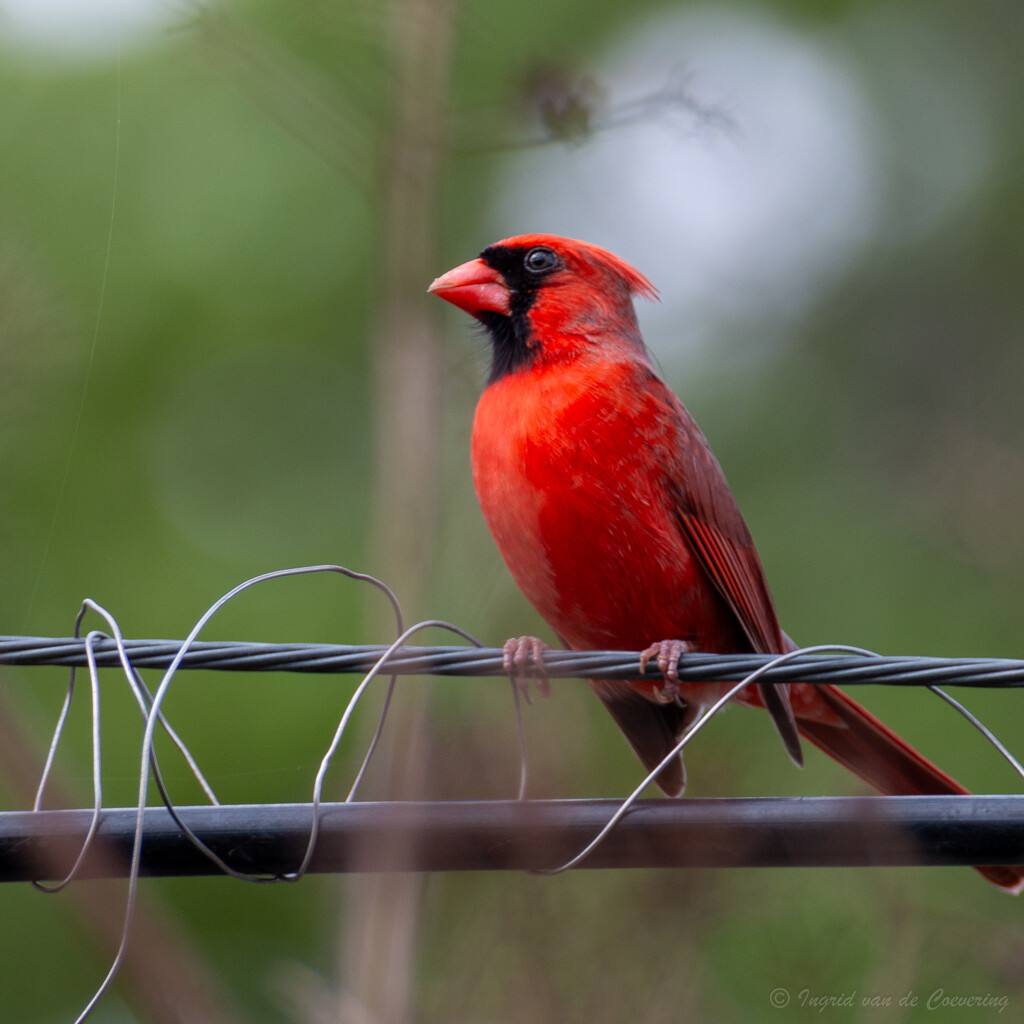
2, 0, 1024, 1021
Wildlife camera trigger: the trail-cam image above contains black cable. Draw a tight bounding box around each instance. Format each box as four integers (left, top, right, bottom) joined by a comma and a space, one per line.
3, 797, 1022, 881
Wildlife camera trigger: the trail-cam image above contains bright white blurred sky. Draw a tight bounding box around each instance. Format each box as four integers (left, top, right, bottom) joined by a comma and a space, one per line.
499, 8, 875, 366
0, 0, 175, 51
495, 7, 988, 369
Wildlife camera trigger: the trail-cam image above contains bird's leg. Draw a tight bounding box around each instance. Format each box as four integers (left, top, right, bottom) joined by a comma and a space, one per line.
503, 636, 553, 703
639, 639, 696, 705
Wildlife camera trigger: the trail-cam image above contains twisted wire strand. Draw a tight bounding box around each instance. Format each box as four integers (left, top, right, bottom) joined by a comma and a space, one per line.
5, 635, 1024, 686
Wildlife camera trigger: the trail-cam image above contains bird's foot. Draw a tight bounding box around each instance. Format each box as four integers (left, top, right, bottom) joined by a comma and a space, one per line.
503, 636, 552, 704
639, 639, 696, 705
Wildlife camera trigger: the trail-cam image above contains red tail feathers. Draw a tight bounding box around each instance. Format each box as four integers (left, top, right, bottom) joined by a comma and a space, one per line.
797, 685, 1024, 894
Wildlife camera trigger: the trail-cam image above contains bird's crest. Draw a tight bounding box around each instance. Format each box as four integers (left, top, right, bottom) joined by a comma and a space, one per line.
493, 233, 659, 303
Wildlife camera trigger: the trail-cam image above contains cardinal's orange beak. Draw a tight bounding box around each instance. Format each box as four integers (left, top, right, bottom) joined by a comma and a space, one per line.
428, 258, 511, 318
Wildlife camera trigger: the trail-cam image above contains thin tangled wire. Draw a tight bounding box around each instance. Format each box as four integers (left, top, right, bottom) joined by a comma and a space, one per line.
31, 564, 520, 1024
13, 564, 1024, 1022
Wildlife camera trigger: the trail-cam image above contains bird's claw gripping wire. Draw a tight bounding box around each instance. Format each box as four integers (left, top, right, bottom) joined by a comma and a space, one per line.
638, 638, 695, 705
503, 636, 552, 703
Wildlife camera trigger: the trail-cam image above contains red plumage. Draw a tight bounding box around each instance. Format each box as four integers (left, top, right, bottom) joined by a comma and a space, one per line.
430, 233, 1023, 893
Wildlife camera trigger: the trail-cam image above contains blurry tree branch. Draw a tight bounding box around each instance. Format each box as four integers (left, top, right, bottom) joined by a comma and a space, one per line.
455, 66, 738, 153
342, 0, 456, 1022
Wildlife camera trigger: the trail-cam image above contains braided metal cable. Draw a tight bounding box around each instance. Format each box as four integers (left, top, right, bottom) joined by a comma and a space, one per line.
3, 635, 1024, 686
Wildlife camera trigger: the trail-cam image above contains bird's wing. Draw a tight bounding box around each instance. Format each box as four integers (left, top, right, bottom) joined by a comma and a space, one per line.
658, 383, 804, 766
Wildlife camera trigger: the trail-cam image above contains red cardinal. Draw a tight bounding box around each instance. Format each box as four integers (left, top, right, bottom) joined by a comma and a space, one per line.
429, 233, 1023, 893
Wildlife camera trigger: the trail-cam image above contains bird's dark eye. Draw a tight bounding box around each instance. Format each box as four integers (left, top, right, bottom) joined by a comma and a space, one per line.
523, 246, 559, 274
